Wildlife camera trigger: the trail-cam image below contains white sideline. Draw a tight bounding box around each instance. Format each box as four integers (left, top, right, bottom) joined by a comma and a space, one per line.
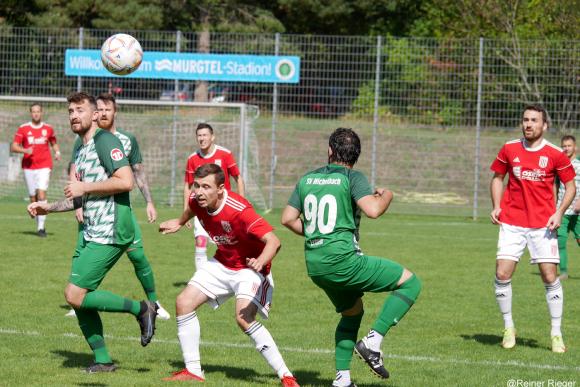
1, 327, 579, 372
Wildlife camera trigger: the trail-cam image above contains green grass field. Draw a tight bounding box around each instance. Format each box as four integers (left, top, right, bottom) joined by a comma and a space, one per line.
1, 201, 579, 386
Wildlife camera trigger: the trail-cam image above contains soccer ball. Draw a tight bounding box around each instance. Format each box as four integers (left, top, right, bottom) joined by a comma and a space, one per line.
100, 34, 143, 76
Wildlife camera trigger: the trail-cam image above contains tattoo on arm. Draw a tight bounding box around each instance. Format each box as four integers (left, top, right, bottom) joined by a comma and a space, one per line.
132, 163, 153, 203
48, 198, 74, 212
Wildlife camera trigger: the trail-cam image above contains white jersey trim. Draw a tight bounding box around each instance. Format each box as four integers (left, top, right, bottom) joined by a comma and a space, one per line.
208, 190, 229, 216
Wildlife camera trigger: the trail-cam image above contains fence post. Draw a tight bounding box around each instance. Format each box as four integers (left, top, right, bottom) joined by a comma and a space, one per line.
473, 37, 484, 220
268, 33, 280, 211
77, 27, 83, 92
169, 30, 182, 207
371, 36, 382, 188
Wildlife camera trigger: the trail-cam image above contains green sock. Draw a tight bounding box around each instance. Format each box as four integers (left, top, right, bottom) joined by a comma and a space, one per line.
558, 233, 568, 273
81, 289, 141, 316
127, 248, 158, 302
76, 308, 112, 364
335, 311, 364, 370
372, 274, 422, 335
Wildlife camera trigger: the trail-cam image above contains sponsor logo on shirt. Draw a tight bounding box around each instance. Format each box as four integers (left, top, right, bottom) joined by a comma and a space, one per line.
110, 148, 124, 161
42, 129, 47, 137
539, 156, 548, 168
212, 234, 237, 245
519, 168, 546, 182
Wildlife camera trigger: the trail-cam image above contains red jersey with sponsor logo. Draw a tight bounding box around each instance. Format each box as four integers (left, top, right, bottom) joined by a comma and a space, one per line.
189, 190, 273, 274
184, 145, 240, 190
13, 122, 56, 169
491, 138, 575, 228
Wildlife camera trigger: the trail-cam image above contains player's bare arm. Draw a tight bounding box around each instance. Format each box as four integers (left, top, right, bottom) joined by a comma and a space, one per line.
65, 165, 133, 199
27, 197, 77, 216
245, 231, 281, 272
548, 179, 576, 230
357, 188, 393, 219
233, 174, 245, 197
490, 172, 505, 224
159, 207, 195, 234
132, 163, 157, 222
52, 143, 61, 161
10, 142, 32, 155
281, 205, 304, 236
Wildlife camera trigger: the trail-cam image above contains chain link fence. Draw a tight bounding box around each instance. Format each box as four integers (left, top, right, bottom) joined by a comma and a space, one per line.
1, 26, 578, 216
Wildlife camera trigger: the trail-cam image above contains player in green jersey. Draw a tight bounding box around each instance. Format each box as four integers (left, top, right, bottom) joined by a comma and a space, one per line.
281, 128, 422, 387
556, 135, 580, 280
27, 92, 158, 373
66, 93, 170, 320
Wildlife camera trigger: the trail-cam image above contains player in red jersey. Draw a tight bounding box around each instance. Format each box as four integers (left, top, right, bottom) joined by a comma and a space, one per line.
11, 103, 61, 237
183, 123, 245, 269
160, 164, 298, 387
490, 104, 576, 353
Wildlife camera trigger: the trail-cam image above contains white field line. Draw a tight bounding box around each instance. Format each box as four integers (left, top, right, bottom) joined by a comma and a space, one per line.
1, 327, 579, 373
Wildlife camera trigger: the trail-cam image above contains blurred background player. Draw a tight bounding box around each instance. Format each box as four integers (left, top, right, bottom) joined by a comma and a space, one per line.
28, 92, 158, 373
490, 105, 576, 353
556, 134, 580, 280
183, 123, 245, 269
66, 93, 170, 320
11, 103, 61, 237
281, 128, 421, 387
160, 164, 298, 386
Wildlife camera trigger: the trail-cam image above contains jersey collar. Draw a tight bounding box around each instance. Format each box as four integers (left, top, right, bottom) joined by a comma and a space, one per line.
199, 145, 217, 159
522, 138, 547, 152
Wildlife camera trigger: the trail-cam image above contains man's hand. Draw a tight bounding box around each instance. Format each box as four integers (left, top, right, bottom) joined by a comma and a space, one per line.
75, 208, 83, 223
490, 208, 502, 225
146, 202, 157, 223
28, 202, 49, 217
246, 257, 265, 272
25, 148, 33, 155
546, 212, 563, 231
64, 181, 86, 199
54, 151, 61, 161
159, 219, 183, 234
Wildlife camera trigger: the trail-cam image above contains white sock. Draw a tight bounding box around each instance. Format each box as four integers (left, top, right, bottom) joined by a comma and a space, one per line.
176, 311, 202, 375
37, 200, 47, 230
544, 279, 563, 337
364, 329, 384, 352
495, 277, 514, 329
333, 370, 352, 386
245, 321, 291, 379
194, 247, 207, 270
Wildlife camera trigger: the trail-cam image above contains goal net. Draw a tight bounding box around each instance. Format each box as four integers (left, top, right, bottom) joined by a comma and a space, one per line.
0, 97, 266, 210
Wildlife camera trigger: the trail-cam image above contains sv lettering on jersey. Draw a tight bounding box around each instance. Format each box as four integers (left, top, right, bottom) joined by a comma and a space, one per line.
305, 177, 341, 185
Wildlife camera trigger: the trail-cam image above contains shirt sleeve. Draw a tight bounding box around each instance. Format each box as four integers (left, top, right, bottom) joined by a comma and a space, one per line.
555, 151, 576, 184
226, 152, 240, 177
94, 131, 129, 176
287, 182, 302, 210
241, 207, 274, 240
184, 158, 194, 185
128, 133, 142, 165
350, 170, 374, 201
490, 145, 508, 174
48, 126, 57, 145
13, 127, 24, 144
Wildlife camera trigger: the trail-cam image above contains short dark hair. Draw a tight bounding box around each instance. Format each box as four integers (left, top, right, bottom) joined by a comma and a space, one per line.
67, 92, 97, 110
30, 103, 42, 111
96, 93, 117, 110
561, 134, 576, 144
328, 127, 361, 166
523, 104, 548, 125
196, 123, 214, 134
194, 163, 225, 186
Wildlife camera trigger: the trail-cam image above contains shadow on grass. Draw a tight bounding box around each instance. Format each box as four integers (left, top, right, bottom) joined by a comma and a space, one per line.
168, 361, 390, 386
173, 281, 188, 287
460, 334, 540, 348
531, 272, 577, 280
18, 230, 46, 237
52, 350, 94, 369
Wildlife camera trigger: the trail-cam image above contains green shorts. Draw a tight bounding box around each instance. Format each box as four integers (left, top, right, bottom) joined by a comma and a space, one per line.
559, 214, 580, 240
69, 237, 130, 290
310, 254, 404, 313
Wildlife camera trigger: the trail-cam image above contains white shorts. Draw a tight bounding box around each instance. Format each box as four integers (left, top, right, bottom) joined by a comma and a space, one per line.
23, 168, 51, 196
189, 258, 274, 319
193, 216, 210, 239
497, 223, 559, 264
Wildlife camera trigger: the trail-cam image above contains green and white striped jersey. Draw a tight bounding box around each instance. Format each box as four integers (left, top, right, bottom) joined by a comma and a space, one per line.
72, 129, 134, 245
72, 128, 142, 166
557, 157, 580, 215
288, 164, 373, 276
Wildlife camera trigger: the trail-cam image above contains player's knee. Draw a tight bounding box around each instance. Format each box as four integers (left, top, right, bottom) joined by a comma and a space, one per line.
495, 269, 512, 281
64, 286, 84, 308
396, 273, 421, 303
127, 248, 148, 268
175, 292, 195, 315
